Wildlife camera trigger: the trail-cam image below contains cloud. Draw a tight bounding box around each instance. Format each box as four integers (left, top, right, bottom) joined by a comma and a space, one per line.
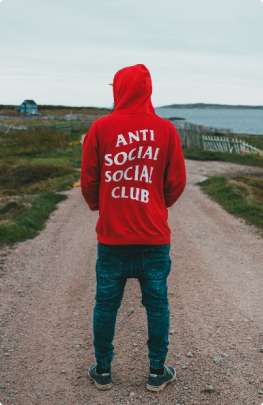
0, 0, 263, 105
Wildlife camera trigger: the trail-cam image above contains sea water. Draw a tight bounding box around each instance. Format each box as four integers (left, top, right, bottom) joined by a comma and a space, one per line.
155, 107, 263, 136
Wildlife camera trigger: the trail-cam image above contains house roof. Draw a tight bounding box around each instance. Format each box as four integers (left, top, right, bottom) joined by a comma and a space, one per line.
23, 100, 37, 105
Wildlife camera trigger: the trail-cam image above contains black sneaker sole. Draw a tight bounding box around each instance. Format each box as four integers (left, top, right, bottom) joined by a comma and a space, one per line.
147, 370, 176, 392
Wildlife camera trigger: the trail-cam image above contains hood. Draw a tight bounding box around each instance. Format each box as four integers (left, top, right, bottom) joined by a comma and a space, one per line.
112, 64, 155, 114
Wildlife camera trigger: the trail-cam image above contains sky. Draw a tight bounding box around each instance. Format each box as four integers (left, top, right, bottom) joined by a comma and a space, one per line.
0, 0, 263, 108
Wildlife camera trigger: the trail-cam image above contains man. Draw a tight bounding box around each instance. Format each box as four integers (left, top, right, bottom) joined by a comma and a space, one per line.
81, 64, 186, 392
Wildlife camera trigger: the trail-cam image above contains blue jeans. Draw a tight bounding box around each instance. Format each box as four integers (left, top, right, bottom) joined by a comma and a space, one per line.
93, 242, 171, 370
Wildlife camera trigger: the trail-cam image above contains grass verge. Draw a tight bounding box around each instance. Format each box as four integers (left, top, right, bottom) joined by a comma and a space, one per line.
183, 149, 263, 168
199, 176, 263, 236
0, 193, 67, 245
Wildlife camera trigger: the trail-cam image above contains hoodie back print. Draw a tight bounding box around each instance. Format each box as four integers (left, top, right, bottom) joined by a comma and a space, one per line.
81, 64, 186, 245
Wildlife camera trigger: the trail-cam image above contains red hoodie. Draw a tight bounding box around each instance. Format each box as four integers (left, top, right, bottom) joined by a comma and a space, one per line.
81, 64, 186, 245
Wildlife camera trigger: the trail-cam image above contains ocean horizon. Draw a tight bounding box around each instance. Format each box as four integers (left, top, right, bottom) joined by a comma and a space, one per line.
155, 107, 263, 136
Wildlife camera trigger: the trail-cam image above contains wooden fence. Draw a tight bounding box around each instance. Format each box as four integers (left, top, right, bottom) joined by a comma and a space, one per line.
177, 128, 201, 150
202, 135, 262, 154
0, 124, 28, 133
173, 122, 232, 150
0, 122, 86, 135
52, 124, 73, 135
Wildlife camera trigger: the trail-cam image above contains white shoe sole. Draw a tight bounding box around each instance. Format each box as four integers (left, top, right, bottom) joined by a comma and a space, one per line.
88, 368, 112, 390
147, 370, 176, 392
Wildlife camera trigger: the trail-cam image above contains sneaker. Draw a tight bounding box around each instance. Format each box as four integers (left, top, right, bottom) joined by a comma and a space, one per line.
88, 364, 112, 390
147, 365, 176, 392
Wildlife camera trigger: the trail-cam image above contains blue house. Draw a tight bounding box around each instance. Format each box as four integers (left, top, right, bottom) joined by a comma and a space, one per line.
16, 100, 38, 115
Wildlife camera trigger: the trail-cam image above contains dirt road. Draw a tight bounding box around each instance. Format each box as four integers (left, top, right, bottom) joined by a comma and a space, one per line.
1, 160, 263, 405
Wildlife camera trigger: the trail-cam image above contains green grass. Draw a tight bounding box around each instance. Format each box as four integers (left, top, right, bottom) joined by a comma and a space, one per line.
0, 164, 79, 196
228, 134, 263, 150
0, 124, 85, 246
234, 176, 263, 206
0, 128, 83, 197
0, 127, 71, 156
183, 149, 263, 168
38, 105, 111, 115
199, 176, 263, 236
0, 193, 67, 245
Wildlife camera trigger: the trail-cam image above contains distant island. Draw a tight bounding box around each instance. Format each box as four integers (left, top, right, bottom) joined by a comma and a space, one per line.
159, 103, 263, 110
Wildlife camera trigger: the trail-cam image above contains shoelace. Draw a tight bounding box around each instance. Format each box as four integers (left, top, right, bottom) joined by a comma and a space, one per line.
164, 365, 173, 377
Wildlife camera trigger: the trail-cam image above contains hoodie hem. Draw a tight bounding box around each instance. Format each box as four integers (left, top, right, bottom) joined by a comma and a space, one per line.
97, 234, 170, 245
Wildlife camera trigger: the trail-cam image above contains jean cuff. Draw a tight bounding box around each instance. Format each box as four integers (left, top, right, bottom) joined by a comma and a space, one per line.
150, 359, 165, 369
96, 360, 111, 370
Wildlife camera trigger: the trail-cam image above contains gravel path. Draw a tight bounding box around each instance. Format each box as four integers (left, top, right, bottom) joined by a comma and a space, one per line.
0, 160, 263, 405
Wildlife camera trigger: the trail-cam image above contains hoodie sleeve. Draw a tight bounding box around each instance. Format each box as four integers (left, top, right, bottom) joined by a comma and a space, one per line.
81, 124, 100, 211
163, 127, 186, 208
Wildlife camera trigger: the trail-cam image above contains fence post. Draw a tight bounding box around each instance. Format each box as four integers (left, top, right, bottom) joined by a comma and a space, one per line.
199, 134, 262, 154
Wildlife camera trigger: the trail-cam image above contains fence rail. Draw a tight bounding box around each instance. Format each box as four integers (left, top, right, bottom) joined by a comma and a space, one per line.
175, 122, 232, 150
0, 123, 85, 135
202, 135, 262, 154
53, 124, 72, 135
0, 124, 28, 133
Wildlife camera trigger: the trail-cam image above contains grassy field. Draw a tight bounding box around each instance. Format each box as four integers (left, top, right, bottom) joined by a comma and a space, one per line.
184, 148, 263, 168
199, 176, 263, 236
38, 105, 111, 115
0, 104, 111, 121
0, 123, 86, 246
183, 132, 263, 236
